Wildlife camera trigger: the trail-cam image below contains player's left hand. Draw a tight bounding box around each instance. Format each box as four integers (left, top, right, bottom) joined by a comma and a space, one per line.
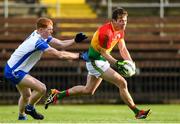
79, 51, 89, 61
75, 33, 88, 43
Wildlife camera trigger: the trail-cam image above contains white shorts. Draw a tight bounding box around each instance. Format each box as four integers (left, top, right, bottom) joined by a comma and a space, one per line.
86, 60, 110, 78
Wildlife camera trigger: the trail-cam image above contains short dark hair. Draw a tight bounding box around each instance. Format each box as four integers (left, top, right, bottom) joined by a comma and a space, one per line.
112, 7, 128, 20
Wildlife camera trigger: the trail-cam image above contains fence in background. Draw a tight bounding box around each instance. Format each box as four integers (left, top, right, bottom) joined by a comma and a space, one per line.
0, 17, 180, 104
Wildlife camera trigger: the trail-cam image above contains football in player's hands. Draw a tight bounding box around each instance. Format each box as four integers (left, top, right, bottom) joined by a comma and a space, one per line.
116, 60, 136, 77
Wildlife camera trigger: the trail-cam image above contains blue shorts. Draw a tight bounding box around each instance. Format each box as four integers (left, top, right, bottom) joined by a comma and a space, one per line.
4, 64, 28, 85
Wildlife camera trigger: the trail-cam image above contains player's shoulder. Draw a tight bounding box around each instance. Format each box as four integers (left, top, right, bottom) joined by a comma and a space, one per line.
25, 31, 41, 42
98, 22, 112, 34
19, 31, 39, 48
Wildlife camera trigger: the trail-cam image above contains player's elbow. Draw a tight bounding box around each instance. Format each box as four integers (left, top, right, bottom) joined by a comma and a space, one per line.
45, 47, 62, 59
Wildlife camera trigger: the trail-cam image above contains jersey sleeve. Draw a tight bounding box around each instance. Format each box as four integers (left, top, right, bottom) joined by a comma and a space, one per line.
46, 36, 53, 43
35, 39, 49, 51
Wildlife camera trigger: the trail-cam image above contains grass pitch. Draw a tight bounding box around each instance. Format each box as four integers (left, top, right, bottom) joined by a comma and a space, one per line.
0, 104, 180, 123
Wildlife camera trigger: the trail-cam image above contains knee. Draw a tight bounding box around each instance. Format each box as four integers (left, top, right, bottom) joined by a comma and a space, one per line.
39, 84, 47, 95
22, 92, 31, 102
118, 79, 128, 89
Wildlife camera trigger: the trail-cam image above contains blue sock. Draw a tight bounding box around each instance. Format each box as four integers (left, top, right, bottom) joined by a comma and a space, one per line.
18, 114, 27, 120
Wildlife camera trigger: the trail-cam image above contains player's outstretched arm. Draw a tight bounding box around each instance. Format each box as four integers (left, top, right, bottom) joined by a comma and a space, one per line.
50, 38, 75, 48
44, 47, 88, 61
49, 33, 88, 48
44, 47, 79, 59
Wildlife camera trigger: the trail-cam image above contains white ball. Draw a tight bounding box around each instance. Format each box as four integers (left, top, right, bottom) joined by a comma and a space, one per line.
122, 60, 136, 77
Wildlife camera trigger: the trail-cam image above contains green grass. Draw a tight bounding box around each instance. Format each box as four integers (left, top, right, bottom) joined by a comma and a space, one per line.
0, 104, 180, 123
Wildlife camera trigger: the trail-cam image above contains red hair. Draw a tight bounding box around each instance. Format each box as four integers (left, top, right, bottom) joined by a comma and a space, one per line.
36, 17, 53, 29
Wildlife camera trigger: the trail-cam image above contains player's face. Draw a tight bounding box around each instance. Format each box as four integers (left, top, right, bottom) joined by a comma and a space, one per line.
41, 25, 53, 39
115, 15, 127, 30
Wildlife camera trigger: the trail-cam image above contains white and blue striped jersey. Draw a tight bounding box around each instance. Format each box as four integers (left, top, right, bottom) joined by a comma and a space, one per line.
7, 30, 53, 73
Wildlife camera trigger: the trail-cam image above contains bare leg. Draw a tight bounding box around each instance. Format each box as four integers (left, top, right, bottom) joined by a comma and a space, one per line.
102, 67, 135, 107
47, 67, 150, 119
29, 77, 47, 105
17, 74, 46, 120
18, 74, 47, 106
57, 67, 134, 106
16, 86, 31, 115
44, 74, 102, 109
68, 74, 103, 96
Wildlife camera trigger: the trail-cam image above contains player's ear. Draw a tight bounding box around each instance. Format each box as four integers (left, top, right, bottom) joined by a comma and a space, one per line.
112, 18, 116, 22
112, 19, 118, 24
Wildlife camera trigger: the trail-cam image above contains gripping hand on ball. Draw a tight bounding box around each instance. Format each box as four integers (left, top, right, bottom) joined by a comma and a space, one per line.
115, 60, 129, 77
116, 60, 136, 77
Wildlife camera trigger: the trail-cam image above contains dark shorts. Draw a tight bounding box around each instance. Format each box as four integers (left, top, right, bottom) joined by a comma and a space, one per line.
4, 64, 28, 85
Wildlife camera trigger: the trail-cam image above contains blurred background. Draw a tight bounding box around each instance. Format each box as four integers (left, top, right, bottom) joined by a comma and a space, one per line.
0, 0, 180, 105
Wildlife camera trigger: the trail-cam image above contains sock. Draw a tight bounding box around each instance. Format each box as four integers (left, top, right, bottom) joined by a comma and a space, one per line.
57, 90, 70, 101
18, 113, 27, 120
129, 105, 140, 114
19, 113, 26, 117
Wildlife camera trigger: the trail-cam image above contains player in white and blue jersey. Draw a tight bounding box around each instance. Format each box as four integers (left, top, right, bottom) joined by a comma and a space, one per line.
4, 17, 88, 120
